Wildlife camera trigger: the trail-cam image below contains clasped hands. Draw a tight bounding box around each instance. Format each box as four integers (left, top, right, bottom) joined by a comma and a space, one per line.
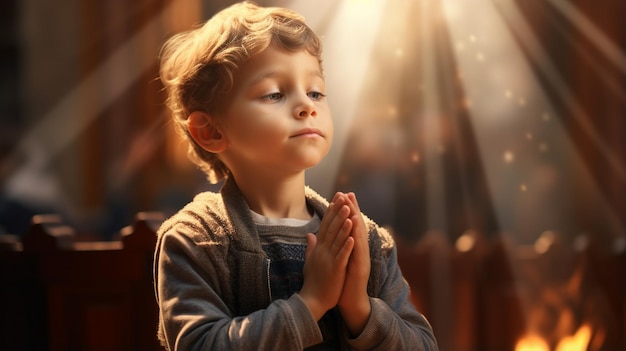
300, 192, 371, 336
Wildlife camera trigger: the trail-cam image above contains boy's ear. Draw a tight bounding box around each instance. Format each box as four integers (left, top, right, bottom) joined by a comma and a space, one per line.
188, 111, 227, 153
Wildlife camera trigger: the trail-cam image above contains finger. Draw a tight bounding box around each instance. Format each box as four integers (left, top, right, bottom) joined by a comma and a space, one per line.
349, 215, 369, 249
348, 214, 370, 267
305, 233, 317, 259
316, 201, 334, 243
334, 236, 355, 267
345, 192, 362, 216
344, 194, 367, 238
318, 195, 347, 243
322, 204, 350, 246
331, 192, 345, 204
331, 218, 353, 255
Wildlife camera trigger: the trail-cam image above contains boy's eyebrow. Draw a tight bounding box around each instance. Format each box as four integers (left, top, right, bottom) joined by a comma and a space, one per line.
247, 69, 325, 86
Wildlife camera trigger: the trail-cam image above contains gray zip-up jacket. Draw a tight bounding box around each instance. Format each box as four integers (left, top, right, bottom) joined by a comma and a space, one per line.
154, 178, 438, 350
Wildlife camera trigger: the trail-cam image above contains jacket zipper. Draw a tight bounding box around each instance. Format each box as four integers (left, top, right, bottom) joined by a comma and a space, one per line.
266, 258, 272, 302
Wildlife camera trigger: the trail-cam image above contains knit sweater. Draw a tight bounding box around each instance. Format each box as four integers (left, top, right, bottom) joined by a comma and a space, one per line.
154, 178, 438, 350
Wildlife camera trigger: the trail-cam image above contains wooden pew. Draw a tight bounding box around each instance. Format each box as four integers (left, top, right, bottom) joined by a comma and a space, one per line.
396, 230, 485, 351
0, 231, 47, 351
0, 212, 163, 351
4, 213, 625, 351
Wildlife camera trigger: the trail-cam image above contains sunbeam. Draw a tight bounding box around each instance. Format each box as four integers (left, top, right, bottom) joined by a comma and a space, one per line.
301, 0, 388, 196
546, 0, 626, 75
441, 0, 624, 241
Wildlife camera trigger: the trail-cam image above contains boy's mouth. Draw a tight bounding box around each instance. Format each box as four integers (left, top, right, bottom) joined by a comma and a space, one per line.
291, 128, 323, 138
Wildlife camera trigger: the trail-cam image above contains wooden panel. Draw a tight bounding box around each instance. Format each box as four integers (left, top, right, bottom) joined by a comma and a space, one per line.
1, 212, 161, 351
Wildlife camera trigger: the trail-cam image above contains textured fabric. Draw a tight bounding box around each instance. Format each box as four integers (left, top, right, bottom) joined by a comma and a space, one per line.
154, 177, 439, 350
256, 214, 342, 350
256, 217, 312, 303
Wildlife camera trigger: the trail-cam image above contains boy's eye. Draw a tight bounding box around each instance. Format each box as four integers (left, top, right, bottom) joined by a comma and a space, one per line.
308, 91, 326, 100
262, 92, 283, 101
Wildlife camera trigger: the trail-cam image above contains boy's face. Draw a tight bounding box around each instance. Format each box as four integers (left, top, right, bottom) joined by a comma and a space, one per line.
217, 44, 333, 177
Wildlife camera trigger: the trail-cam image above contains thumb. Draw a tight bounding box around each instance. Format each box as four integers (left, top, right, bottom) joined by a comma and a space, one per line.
305, 233, 317, 259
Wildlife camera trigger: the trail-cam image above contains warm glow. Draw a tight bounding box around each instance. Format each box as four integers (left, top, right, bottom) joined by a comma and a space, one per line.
515, 324, 592, 351
515, 334, 549, 351
555, 324, 592, 351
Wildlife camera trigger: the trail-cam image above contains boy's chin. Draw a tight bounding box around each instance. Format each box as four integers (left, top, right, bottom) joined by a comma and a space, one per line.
288, 159, 323, 174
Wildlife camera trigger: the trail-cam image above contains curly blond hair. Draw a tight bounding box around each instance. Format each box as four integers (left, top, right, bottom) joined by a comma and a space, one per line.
159, 1, 323, 183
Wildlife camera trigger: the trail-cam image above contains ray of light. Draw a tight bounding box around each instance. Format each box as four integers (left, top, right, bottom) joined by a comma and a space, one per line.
493, 0, 626, 234
440, 0, 624, 237
302, 0, 388, 197
10, 0, 188, 173
416, 2, 455, 345
418, 0, 449, 233
546, 0, 626, 75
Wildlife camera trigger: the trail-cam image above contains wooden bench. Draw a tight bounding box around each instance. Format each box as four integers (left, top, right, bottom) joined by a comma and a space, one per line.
0, 212, 163, 351
2, 213, 625, 350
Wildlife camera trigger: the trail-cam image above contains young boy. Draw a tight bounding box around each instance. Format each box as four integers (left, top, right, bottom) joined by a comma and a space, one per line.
154, 2, 438, 350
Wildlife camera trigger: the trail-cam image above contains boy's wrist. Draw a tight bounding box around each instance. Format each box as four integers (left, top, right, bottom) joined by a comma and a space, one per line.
338, 297, 371, 337
298, 292, 326, 321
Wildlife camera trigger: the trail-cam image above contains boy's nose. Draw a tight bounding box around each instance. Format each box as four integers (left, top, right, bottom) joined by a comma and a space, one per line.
298, 107, 317, 118
295, 98, 317, 119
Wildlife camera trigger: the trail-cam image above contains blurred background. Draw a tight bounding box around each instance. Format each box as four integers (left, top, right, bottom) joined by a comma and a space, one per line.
1, 0, 624, 243
0, 0, 625, 349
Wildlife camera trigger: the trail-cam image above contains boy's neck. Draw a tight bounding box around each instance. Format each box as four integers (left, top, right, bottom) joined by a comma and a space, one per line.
232, 172, 310, 220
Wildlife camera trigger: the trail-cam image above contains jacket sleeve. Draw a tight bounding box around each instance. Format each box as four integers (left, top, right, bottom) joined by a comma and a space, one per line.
155, 229, 323, 351
346, 241, 439, 351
